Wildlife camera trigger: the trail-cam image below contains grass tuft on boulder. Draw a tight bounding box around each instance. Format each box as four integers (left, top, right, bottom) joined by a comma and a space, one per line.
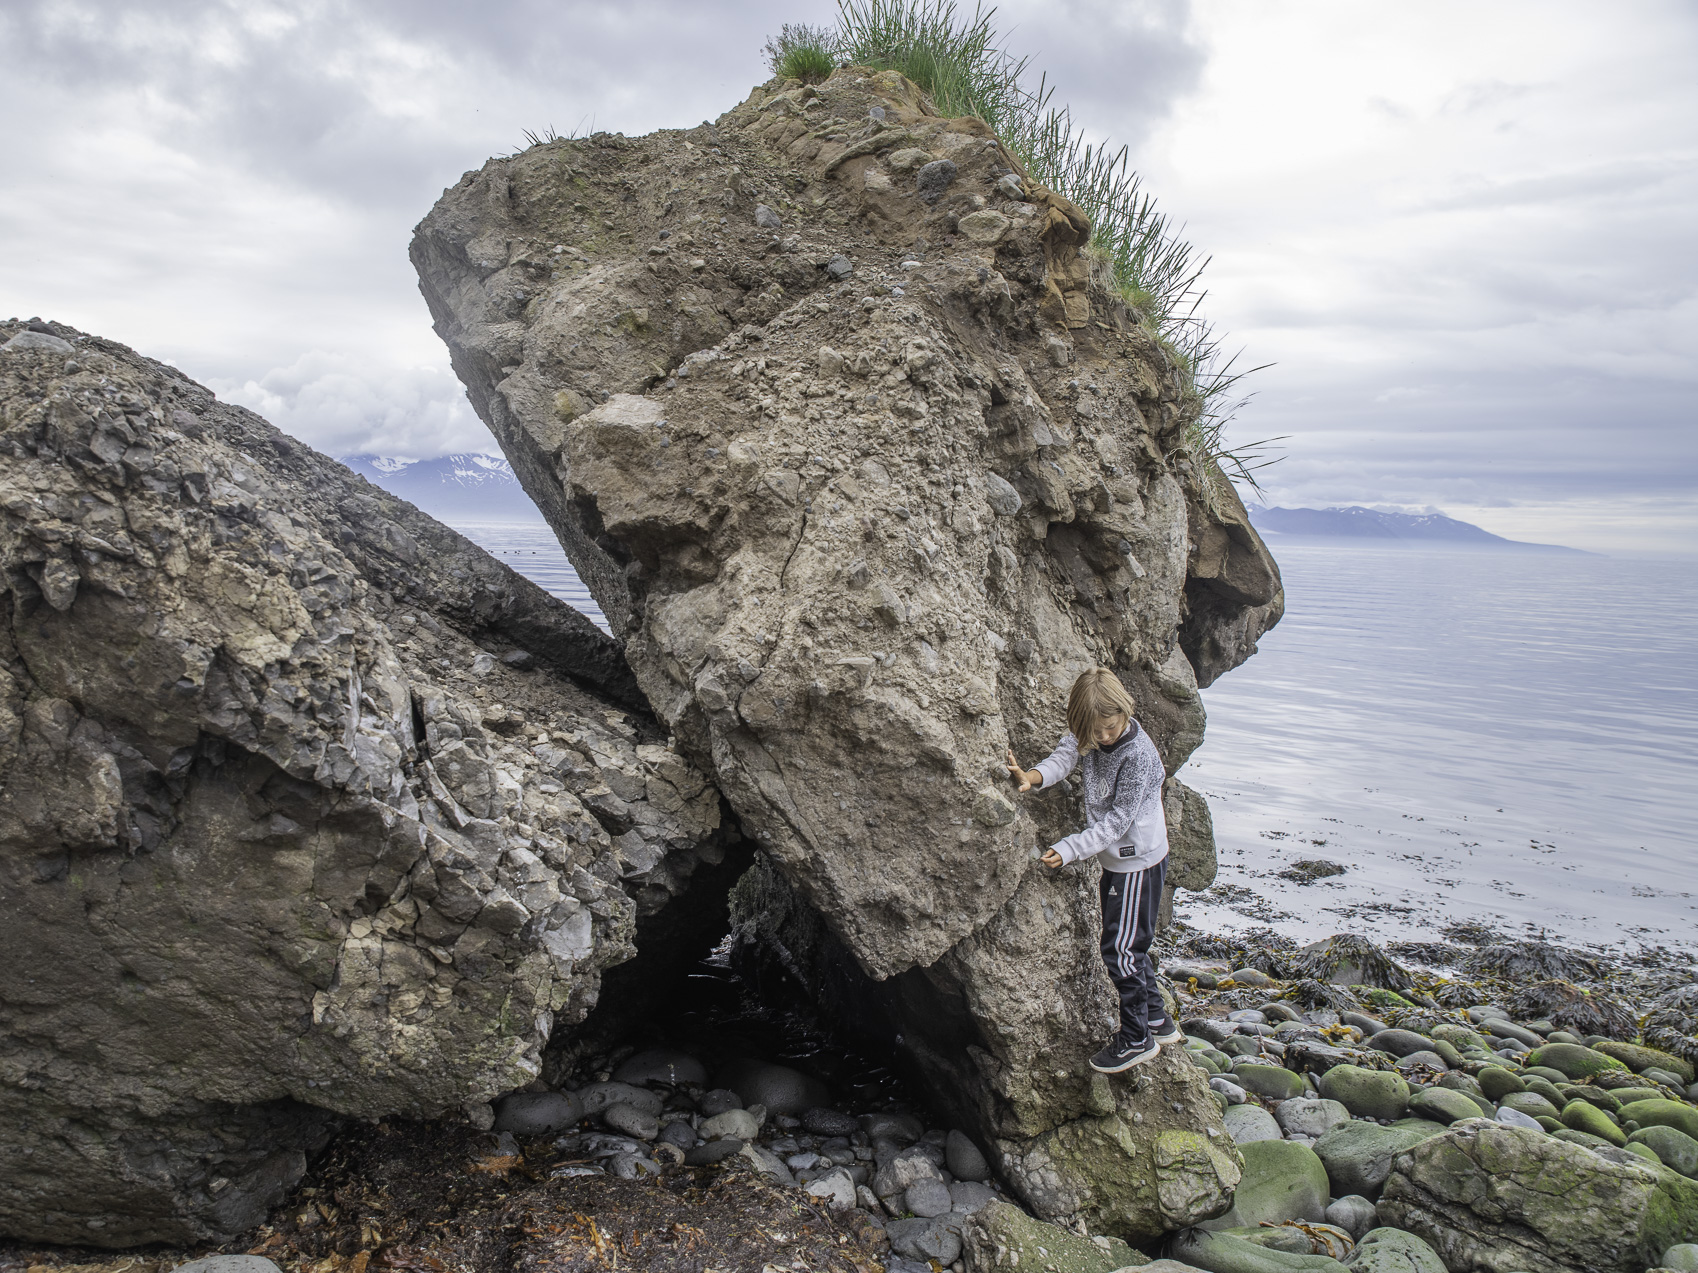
765, 0, 1278, 489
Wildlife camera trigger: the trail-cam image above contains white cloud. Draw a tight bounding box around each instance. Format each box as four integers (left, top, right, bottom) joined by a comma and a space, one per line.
212, 351, 488, 459
1, 0, 1694, 549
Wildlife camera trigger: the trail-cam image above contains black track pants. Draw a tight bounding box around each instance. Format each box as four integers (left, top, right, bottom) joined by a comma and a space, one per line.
1098, 858, 1168, 1045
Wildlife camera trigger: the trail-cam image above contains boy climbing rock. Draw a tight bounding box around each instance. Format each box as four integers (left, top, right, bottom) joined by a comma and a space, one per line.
1006, 667, 1183, 1072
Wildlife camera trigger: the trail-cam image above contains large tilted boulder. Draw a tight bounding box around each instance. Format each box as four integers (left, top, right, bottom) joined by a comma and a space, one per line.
1377, 1121, 1698, 1272
411, 69, 1280, 1235
0, 322, 728, 1245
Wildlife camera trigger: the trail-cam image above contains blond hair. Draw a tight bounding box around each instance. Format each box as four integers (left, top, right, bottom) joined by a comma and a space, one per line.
1066, 667, 1137, 753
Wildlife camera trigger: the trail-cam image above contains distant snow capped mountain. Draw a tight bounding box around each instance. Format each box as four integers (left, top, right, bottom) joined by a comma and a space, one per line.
1247, 504, 1582, 552
341, 453, 543, 522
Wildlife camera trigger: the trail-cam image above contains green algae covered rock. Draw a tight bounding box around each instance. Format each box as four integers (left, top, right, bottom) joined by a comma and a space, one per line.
1233, 1062, 1307, 1101
960, 1200, 1144, 1273
1476, 1065, 1526, 1101
1169, 1228, 1350, 1272
1342, 1227, 1444, 1273
1563, 1098, 1629, 1146
1409, 1086, 1482, 1125
1199, 1139, 1329, 1232
1499, 1090, 1561, 1121
1632, 1124, 1698, 1178
1525, 1041, 1631, 1079
1596, 1040, 1697, 1084
1318, 1065, 1409, 1121
1622, 1098, 1698, 1143
1378, 1122, 1698, 1273
1315, 1120, 1443, 1198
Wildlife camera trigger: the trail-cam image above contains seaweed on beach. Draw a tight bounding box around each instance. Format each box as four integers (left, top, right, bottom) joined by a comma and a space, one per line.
1281, 978, 1364, 1014
1504, 979, 1638, 1040
1386, 941, 1471, 969
1290, 934, 1414, 992
1465, 941, 1604, 984
1643, 982, 1698, 1065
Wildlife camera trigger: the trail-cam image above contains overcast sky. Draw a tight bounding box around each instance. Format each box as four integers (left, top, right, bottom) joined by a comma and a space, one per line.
3, 1, 1693, 553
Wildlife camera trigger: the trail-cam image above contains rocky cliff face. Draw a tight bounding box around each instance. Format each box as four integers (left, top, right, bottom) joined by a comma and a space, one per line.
0, 322, 729, 1245
412, 68, 1281, 1235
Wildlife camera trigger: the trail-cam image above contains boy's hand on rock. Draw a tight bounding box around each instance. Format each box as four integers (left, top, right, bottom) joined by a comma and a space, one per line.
1040, 849, 1063, 869
1005, 749, 1034, 793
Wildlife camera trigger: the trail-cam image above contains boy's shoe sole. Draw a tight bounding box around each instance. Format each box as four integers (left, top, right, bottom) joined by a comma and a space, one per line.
1152, 1023, 1185, 1045
1089, 1039, 1162, 1073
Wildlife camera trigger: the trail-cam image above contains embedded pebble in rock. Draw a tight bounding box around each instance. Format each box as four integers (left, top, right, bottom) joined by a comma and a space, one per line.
1409, 1087, 1483, 1126
494, 1092, 584, 1136
1276, 1097, 1352, 1139
700, 1108, 761, 1141
1221, 1103, 1282, 1144
875, 1145, 946, 1200
1344, 1227, 1445, 1273
1319, 1066, 1410, 1121
699, 1089, 743, 1118
612, 1048, 708, 1088
905, 1176, 954, 1218
886, 1213, 963, 1265
1211, 1077, 1248, 1105
601, 1102, 659, 1140
913, 159, 958, 204
1200, 1139, 1329, 1231
1495, 1106, 1545, 1131
945, 1129, 990, 1182
803, 1107, 859, 1137
1325, 1194, 1379, 1241
948, 1181, 997, 1214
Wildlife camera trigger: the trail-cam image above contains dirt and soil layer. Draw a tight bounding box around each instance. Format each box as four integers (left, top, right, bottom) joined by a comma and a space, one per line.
0, 1122, 890, 1273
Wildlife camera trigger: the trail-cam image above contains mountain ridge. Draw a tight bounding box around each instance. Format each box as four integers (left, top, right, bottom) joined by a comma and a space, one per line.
1248, 503, 1585, 553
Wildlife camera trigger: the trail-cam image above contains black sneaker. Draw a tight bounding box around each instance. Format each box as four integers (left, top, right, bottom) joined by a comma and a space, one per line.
1151, 1018, 1185, 1045
1089, 1035, 1162, 1073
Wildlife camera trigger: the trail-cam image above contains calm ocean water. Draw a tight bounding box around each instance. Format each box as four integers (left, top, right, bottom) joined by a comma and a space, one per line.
1181, 542, 1698, 953
453, 520, 610, 632
457, 519, 1696, 953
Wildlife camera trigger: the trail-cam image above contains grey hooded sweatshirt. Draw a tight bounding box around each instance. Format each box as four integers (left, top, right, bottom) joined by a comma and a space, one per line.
1033, 720, 1169, 872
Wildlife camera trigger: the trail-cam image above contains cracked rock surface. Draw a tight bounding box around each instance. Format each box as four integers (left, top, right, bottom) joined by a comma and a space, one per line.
412, 67, 1280, 1236
0, 322, 727, 1246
